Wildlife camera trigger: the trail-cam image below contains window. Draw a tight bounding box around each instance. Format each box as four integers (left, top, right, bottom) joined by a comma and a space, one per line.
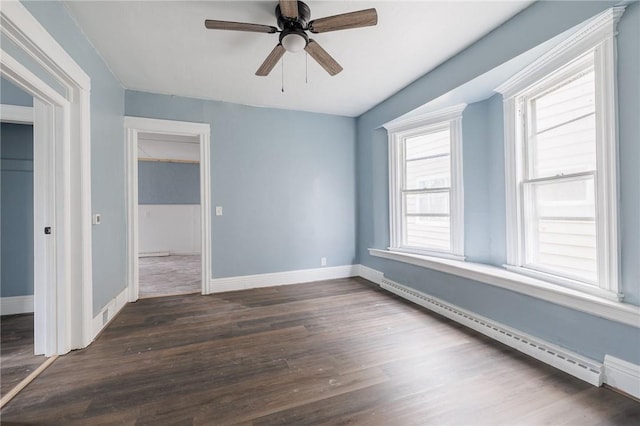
497, 7, 623, 300
385, 105, 465, 259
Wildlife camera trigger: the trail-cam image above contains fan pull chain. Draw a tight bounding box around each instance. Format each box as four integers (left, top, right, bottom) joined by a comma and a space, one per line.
305, 52, 308, 84
281, 56, 285, 93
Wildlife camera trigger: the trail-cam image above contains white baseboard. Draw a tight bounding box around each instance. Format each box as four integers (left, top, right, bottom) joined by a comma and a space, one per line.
210, 264, 358, 293
378, 276, 603, 386
357, 264, 385, 285
139, 252, 170, 258
0, 295, 34, 315
92, 288, 128, 339
604, 355, 640, 398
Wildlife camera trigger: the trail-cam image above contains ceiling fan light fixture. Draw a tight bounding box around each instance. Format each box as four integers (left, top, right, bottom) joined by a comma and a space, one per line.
281, 32, 307, 52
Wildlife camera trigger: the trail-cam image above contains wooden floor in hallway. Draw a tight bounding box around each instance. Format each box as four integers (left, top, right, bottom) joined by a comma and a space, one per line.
0, 313, 45, 399
1, 277, 638, 425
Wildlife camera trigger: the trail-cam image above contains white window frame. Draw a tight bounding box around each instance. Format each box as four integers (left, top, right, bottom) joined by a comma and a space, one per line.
496, 7, 625, 301
385, 104, 466, 260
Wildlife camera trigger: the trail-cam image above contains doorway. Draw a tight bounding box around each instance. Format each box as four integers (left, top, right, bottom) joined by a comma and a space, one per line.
0, 86, 46, 399
125, 117, 212, 301
137, 132, 202, 298
1, 1, 94, 358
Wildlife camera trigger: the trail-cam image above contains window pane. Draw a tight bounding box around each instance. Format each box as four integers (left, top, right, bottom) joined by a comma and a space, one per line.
534, 67, 595, 133
405, 216, 450, 251
406, 155, 450, 189
530, 114, 596, 178
406, 129, 450, 160
525, 177, 597, 283
405, 192, 449, 215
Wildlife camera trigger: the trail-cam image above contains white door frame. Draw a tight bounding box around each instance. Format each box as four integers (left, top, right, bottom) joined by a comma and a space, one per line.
124, 117, 212, 300
1, 2, 93, 355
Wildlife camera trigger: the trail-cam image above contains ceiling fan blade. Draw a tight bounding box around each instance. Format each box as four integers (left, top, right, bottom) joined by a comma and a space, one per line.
204, 20, 278, 34
304, 40, 343, 76
279, 0, 299, 19
308, 8, 377, 33
256, 44, 286, 76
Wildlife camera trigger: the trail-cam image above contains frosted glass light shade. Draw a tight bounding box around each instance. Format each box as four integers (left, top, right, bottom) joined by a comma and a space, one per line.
282, 33, 306, 52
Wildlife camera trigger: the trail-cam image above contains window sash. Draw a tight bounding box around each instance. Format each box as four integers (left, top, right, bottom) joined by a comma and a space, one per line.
401, 126, 452, 252
521, 172, 598, 285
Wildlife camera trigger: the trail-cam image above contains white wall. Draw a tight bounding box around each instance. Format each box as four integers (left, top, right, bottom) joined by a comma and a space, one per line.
138, 204, 200, 255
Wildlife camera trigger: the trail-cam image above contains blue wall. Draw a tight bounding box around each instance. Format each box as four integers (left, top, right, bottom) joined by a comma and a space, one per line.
356, 1, 640, 365
20, 1, 126, 314
138, 161, 200, 205
126, 91, 357, 278
1, 78, 33, 107
1, 123, 34, 297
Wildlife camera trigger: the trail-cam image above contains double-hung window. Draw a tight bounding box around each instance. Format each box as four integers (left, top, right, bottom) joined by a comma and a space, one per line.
386, 105, 465, 259
498, 8, 623, 300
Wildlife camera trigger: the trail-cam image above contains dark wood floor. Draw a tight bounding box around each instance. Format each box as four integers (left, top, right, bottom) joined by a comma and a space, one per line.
1, 278, 638, 425
1, 313, 45, 398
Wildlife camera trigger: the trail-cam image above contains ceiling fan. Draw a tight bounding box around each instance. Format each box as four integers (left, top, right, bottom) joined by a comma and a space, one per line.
204, 0, 378, 77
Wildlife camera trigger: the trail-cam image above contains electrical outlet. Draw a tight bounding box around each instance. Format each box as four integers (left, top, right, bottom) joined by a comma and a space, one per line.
321, 257, 327, 266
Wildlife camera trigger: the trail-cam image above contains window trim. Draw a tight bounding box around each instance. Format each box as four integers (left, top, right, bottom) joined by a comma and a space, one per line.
385, 104, 466, 260
496, 6, 625, 301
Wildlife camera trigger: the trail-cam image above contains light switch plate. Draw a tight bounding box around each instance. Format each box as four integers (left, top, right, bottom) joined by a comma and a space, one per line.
92, 213, 101, 225
215, 206, 223, 216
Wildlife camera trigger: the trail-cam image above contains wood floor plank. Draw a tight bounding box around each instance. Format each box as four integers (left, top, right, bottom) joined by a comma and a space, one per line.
0, 314, 46, 398
1, 277, 638, 424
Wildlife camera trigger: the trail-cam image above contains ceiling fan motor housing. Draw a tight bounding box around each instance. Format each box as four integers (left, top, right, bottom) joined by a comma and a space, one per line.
276, 1, 311, 30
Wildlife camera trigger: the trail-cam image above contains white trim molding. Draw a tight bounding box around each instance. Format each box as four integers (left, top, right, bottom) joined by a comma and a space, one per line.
385, 104, 466, 259
124, 116, 212, 301
603, 355, 640, 399
1, 0, 93, 355
0, 104, 33, 123
495, 6, 626, 98
92, 287, 128, 340
357, 264, 385, 285
0, 295, 34, 315
379, 276, 603, 386
210, 265, 359, 293
369, 249, 640, 328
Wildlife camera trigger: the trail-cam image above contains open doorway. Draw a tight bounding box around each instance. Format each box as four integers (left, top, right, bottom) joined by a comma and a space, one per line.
1, 1, 94, 364
125, 117, 212, 301
0, 79, 46, 398
137, 133, 201, 298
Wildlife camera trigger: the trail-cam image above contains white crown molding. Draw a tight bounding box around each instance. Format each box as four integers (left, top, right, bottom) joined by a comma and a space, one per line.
603, 355, 640, 399
0, 295, 34, 315
379, 276, 603, 386
369, 249, 640, 328
383, 103, 467, 133
210, 265, 358, 293
0, 104, 33, 123
495, 6, 626, 98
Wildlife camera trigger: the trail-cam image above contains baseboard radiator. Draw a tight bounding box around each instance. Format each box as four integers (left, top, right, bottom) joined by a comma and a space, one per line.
380, 278, 603, 386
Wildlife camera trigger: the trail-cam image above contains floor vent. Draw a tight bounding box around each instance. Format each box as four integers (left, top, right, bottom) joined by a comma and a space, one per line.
380, 278, 603, 386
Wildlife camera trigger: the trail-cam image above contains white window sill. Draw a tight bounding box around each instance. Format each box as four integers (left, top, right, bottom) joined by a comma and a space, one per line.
368, 248, 640, 328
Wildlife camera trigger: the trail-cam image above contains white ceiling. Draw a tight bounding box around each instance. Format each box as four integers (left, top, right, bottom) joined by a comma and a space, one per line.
64, 1, 533, 117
